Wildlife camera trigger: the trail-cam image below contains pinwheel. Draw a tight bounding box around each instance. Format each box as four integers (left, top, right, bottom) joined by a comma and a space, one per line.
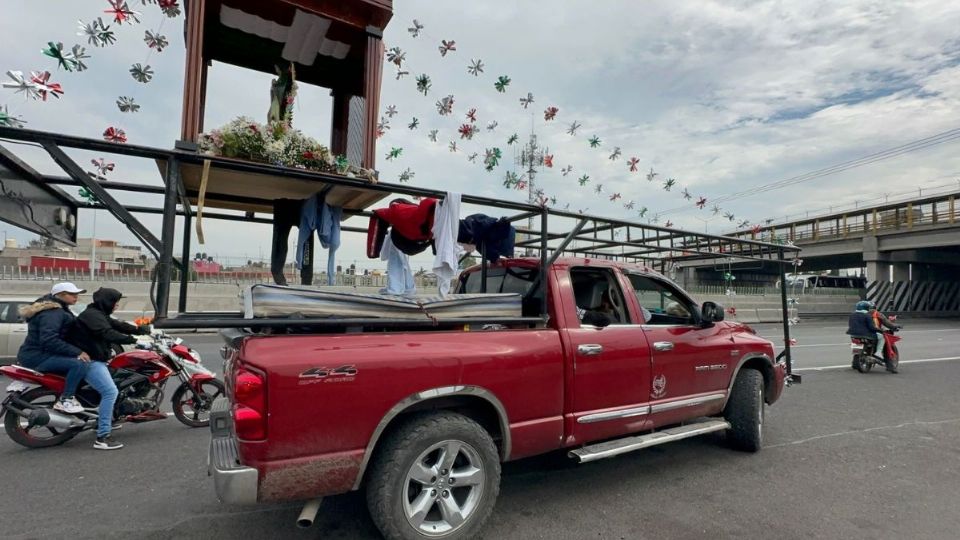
384, 104, 398, 118
503, 171, 520, 188
415, 74, 431, 95
465, 108, 477, 123
30, 71, 64, 100
564, 122, 581, 136
594, 184, 603, 194
507, 133, 518, 145
408, 19, 424, 38
376, 117, 389, 138
435, 95, 454, 116
696, 196, 707, 209
399, 168, 414, 183
577, 174, 590, 186
448, 141, 458, 152
516, 180, 527, 191
439, 40, 456, 57
544, 154, 553, 168
105, 1, 140, 25
468, 59, 484, 76
627, 157, 640, 172
543, 106, 558, 121
70, 45, 90, 71
561, 166, 573, 176
751, 224, 763, 235
494, 75, 511, 93
42, 42, 74, 71
395, 69, 409, 80
738, 219, 750, 228
665, 220, 673, 228
3, 71, 39, 99
609, 193, 621, 202
723, 212, 735, 221
129, 63, 153, 83
711, 205, 721, 215
385, 147, 402, 161
486, 120, 498, 131
116, 96, 139, 112
608, 147, 621, 161
681, 188, 692, 200
588, 136, 601, 148
159, 0, 180, 17
536, 194, 550, 207
458, 123, 478, 140
467, 153, 478, 163
519, 92, 534, 109
144, 30, 168, 52
0, 105, 26, 128
407, 117, 419, 130
102, 126, 127, 143
646, 168, 658, 182
90, 158, 115, 177
550, 196, 558, 206
663, 178, 676, 191
483, 147, 502, 171
386, 47, 406, 67
624, 201, 635, 210
428, 129, 438, 142
638, 207, 649, 218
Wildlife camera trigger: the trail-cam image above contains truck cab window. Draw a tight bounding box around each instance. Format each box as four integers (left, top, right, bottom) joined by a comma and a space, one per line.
570, 268, 631, 326
627, 274, 696, 325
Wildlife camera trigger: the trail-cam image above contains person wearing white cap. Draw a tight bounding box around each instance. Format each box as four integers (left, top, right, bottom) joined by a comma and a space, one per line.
16, 282, 91, 414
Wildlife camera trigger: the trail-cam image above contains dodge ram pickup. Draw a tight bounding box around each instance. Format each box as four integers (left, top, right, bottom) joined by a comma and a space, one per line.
209, 257, 791, 540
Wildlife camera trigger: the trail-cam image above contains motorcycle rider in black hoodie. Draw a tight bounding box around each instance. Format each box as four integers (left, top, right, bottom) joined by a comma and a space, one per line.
71, 288, 149, 450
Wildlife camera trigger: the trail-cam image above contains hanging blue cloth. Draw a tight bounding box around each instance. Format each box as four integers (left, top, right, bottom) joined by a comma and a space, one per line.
296, 193, 342, 285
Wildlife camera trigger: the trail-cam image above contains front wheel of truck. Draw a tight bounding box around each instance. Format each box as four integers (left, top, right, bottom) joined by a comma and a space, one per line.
366, 411, 501, 540
724, 369, 764, 452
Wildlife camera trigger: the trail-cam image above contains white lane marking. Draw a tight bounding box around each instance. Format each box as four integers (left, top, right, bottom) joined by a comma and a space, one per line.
768, 418, 960, 449
794, 356, 960, 372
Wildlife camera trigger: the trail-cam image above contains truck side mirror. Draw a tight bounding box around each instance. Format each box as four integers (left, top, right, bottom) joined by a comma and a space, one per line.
701, 301, 724, 322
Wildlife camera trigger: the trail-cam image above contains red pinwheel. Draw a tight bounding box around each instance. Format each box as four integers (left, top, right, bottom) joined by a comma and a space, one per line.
102, 126, 127, 143
726, 307, 737, 316
627, 157, 640, 172
543, 106, 559, 121
544, 154, 554, 168
665, 220, 673, 228
695, 196, 707, 209
104, 1, 140, 25
29, 71, 64, 101
751, 224, 762, 235
465, 108, 477, 123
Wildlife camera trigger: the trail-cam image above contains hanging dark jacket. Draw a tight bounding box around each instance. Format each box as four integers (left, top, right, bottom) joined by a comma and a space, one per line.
72, 288, 143, 361
17, 295, 84, 364
458, 214, 516, 263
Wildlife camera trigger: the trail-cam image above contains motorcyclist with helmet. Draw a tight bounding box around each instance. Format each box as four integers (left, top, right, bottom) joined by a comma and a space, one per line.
846, 300, 899, 373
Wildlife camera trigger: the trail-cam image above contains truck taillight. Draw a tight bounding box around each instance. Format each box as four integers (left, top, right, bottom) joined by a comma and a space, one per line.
233, 367, 266, 440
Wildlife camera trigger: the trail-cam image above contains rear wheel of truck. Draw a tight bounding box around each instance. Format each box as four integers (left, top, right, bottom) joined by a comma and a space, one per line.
366, 411, 501, 540
724, 369, 764, 452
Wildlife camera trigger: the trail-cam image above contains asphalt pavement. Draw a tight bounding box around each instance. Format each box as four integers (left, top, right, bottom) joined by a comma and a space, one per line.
1, 317, 959, 540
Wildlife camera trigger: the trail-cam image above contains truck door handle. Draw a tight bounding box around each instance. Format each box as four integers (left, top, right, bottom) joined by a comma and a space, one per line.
653, 341, 674, 352
577, 344, 604, 356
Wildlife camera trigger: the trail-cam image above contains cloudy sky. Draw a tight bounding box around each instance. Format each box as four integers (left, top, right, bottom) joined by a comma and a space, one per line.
2, 0, 960, 271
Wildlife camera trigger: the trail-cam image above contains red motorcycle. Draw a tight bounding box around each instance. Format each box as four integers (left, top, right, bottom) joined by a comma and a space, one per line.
1, 331, 224, 448
850, 316, 902, 374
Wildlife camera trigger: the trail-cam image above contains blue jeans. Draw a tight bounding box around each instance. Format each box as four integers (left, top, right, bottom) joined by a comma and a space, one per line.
20, 355, 88, 399
85, 362, 118, 438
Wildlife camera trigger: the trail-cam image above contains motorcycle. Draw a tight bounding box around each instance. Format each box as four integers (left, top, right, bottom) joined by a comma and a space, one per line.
850, 317, 902, 374
0, 331, 224, 448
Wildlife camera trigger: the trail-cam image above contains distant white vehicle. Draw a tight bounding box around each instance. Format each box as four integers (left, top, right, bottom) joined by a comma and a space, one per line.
0, 297, 34, 365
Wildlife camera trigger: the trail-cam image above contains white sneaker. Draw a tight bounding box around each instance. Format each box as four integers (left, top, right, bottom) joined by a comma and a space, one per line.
94, 436, 123, 450
53, 397, 84, 414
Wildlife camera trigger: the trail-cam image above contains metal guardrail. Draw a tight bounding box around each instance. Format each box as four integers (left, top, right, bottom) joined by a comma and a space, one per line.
685, 284, 860, 296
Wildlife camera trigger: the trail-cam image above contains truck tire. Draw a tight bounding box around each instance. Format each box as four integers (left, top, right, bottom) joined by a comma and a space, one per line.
724, 369, 764, 452
366, 411, 501, 540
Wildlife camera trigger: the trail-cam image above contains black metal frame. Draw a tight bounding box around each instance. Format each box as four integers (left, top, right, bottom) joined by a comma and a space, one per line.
0, 126, 800, 377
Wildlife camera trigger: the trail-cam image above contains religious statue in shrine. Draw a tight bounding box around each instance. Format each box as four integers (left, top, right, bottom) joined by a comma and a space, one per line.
268, 63, 298, 127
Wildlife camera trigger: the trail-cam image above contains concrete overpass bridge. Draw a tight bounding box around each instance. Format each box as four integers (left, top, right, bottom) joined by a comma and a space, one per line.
680, 190, 960, 313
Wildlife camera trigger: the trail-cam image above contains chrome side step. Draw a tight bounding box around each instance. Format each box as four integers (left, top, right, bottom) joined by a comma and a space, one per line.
569, 419, 731, 463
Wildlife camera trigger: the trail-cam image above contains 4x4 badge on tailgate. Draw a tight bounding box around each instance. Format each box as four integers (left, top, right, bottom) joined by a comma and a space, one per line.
299, 365, 358, 384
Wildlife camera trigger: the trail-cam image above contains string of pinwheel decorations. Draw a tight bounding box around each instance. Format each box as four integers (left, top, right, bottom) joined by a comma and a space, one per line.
376, 17, 791, 241
3, 1, 180, 146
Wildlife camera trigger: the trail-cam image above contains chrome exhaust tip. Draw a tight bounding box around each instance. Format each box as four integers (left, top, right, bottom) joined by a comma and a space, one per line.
296, 498, 323, 528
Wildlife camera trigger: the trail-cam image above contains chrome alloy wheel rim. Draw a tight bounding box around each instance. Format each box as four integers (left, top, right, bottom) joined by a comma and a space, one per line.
757, 386, 764, 443
402, 440, 485, 537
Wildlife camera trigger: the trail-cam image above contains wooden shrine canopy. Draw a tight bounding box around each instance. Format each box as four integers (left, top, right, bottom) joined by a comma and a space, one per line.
180, 0, 393, 207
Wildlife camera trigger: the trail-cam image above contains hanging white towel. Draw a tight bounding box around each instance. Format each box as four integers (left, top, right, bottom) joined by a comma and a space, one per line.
431, 192, 461, 296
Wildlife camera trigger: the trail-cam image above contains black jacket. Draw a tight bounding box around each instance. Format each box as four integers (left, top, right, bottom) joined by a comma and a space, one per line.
71, 288, 141, 361
846, 311, 881, 338
17, 295, 83, 364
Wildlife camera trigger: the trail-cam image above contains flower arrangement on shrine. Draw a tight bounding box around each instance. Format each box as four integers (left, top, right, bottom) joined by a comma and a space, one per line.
198, 116, 341, 174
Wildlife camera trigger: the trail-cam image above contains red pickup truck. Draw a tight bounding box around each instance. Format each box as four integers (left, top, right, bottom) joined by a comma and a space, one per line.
209, 257, 789, 540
